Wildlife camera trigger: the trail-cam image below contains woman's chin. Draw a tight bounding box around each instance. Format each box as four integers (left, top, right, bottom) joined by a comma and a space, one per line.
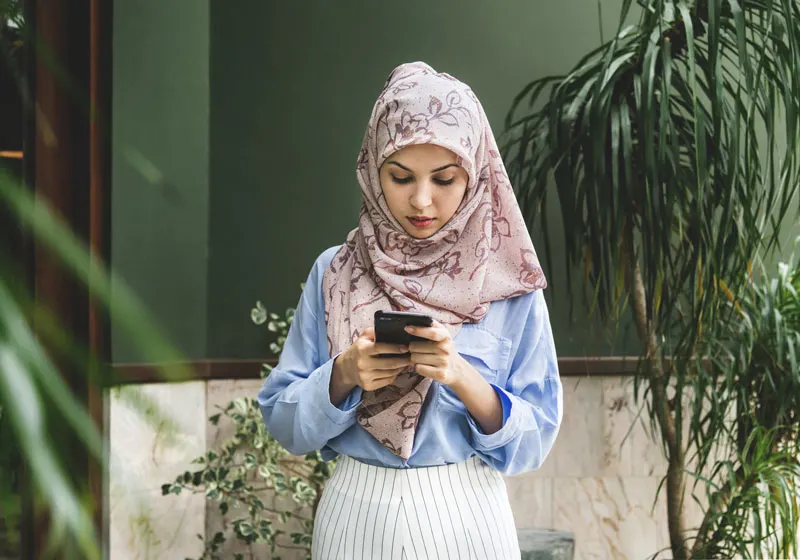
402, 227, 438, 239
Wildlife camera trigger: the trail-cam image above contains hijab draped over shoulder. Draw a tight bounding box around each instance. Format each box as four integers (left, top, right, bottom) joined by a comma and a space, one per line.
322, 62, 547, 459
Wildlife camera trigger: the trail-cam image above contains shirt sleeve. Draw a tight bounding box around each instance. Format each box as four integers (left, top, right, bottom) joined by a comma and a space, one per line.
257, 260, 363, 456
466, 290, 563, 476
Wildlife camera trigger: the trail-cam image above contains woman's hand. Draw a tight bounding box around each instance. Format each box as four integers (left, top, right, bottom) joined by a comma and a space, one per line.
406, 320, 503, 434
404, 320, 467, 386
332, 327, 412, 393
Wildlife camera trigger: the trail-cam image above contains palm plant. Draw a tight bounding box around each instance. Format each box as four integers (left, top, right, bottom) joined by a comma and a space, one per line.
503, 1, 800, 558
0, 1, 199, 556
691, 253, 800, 558
0, 169, 193, 558
0, 0, 22, 37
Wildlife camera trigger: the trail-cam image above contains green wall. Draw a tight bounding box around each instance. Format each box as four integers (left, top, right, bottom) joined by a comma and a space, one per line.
112, 0, 797, 362
205, 0, 638, 359
111, 0, 210, 362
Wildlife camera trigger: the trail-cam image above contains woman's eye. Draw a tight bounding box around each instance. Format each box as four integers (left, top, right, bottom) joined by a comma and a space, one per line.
433, 177, 455, 186
391, 174, 413, 184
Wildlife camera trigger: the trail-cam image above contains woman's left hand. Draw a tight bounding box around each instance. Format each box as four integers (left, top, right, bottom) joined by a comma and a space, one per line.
405, 321, 465, 387
407, 320, 504, 434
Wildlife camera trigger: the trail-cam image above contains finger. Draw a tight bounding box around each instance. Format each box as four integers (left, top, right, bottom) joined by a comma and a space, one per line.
362, 369, 403, 388
366, 370, 402, 382
368, 342, 410, 356
367, 375, 401, 391
409, 353, 447, 368
405, 324, 448, 342
367, 356, 412, 371
413, 364, 442, 381
407, 340, 439, 354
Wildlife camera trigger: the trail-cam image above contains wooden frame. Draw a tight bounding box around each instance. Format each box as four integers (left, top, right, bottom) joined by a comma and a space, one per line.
110, 356, 640, 386
21, 0, 112, 556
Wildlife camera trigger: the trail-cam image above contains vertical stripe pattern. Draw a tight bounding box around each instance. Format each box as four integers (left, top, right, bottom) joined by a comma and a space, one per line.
312, 456, 521, 560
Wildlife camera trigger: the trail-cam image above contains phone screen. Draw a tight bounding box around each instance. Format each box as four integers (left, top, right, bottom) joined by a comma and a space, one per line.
374, 310, 433, 356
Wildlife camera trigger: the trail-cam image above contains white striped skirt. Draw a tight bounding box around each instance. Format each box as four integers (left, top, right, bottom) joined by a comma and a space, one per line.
311, 455, 521, 560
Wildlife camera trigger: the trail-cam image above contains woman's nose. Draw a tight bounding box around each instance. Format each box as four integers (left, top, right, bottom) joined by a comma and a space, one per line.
409, 180, 433, 210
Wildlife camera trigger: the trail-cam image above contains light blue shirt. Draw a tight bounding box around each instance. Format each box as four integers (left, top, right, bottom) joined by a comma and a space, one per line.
257, 246, 563, 476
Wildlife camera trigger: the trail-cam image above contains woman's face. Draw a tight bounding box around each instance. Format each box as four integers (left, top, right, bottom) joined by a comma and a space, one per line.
379, 144, 469, 239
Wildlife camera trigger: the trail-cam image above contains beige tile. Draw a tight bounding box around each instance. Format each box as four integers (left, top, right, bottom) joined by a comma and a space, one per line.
553, 476, 669, 560
604, 376, 669, 478
549, 377, 605, 477
682, 477, 710, 537
109, 382, 207, 493
206, 379, 264, 448
204, 379, 311, 560
108, 485, 205, 560
601, 376, 634, 477
504, 473, 553, 529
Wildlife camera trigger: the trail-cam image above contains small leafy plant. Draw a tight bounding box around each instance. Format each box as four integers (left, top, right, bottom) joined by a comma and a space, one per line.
163, 286, 335, 560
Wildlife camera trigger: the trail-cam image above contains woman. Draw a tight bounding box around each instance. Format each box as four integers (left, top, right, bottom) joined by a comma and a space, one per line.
258, 61, 562, 560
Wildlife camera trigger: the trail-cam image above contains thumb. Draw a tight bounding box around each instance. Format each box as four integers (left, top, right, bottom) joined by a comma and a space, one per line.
360, 327, 376, 341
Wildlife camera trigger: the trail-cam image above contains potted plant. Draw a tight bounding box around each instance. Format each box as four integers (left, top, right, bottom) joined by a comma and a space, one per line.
503, 1, 800, 557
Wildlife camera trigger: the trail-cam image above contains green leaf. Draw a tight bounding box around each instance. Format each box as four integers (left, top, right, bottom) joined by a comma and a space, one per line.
232, 398, 248, 414
502, 3, 800, 556
0, 339, 99, 558
251, 301, 267, 325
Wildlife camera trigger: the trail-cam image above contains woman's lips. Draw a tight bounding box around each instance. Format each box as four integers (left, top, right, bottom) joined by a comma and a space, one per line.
407, 216, 435, 228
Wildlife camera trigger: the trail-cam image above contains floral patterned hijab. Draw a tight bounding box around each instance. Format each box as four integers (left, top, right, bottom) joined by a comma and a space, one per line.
322, 61, 547, 459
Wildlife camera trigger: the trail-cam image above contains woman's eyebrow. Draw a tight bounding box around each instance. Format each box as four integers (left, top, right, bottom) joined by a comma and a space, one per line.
387, 161, 459, 173
430, 163, 459, 173
387, 161, 412, 172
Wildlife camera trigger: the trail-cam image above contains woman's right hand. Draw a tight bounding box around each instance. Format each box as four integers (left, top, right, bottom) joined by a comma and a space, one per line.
332, 327, 412, 393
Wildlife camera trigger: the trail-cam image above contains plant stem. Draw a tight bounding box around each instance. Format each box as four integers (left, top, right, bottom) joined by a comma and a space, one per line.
275, 542, 311, 551
282, 464, 311, 479
627, 243, 690, 560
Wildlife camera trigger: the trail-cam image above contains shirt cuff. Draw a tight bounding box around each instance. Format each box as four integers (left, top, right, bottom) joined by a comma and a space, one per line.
310, 353, 363, 424
466, 384, 522, 451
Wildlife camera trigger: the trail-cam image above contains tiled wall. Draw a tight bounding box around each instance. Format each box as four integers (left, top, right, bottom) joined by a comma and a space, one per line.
109, 376, 708, 560
109, 382, 208, 559
507, 377, 706, 560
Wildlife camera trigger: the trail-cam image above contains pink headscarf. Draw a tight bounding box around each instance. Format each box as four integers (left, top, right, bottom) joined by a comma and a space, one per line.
322, 62, 547, 459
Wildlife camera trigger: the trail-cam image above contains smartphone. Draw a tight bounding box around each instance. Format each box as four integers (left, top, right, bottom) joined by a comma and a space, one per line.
374, 310, 434, 357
